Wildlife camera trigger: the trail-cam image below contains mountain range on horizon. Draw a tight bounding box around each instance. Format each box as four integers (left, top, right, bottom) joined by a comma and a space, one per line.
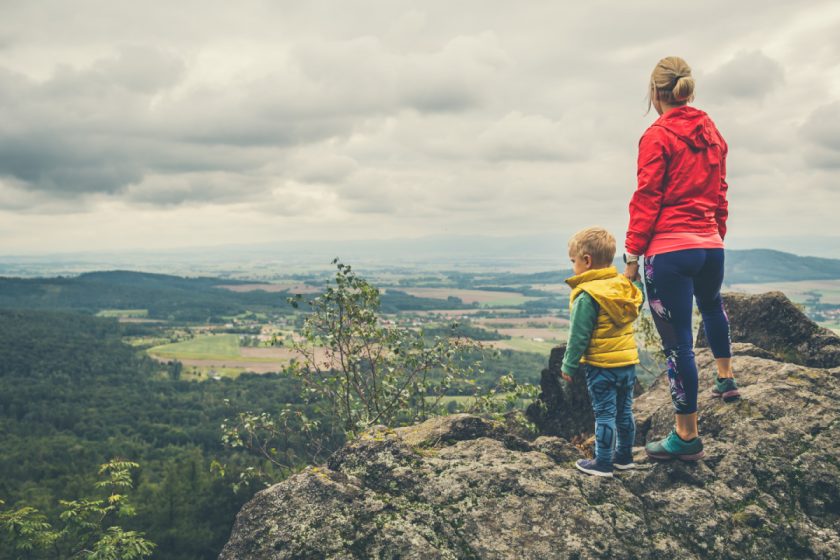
3, 248, 840, 288
2, 233, 840, 265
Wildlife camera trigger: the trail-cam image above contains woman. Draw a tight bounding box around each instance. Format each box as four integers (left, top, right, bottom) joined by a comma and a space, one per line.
623, 56, 740, 462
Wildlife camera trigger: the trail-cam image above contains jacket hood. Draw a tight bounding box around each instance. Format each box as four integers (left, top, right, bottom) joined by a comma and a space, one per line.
653, 106, 720, 152
566, 267, 643, 326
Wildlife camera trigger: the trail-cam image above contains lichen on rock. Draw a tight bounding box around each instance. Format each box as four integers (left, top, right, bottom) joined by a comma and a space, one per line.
220, 293, 840, 559
696, 291, 840, 368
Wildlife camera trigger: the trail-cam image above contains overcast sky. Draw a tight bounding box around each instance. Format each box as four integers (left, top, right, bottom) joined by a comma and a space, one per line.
1, 0, 839, 256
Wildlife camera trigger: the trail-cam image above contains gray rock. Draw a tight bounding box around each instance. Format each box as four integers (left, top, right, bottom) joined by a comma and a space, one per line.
221, 292, 840, 559
525, 346, 596, 440
696, 291, 840, 368
221, 348, 840, 559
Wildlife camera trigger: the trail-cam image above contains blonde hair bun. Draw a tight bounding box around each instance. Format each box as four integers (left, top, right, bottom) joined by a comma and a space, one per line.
672, 74, 696, 102
648, 56, 695, 109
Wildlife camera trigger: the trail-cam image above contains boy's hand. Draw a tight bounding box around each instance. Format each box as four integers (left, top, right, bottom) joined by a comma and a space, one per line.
561, 371, 573, 382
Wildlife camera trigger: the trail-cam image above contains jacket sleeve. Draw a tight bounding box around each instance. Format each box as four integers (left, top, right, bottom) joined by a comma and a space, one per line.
562, 293, 598, 377
626, 128, 669, 255
716, 143, 729, 240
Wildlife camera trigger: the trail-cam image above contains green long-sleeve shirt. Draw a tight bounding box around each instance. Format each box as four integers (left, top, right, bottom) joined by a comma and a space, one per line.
562, 280, 645, 377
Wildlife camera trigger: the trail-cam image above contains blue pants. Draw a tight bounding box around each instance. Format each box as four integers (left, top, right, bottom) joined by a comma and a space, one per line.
584, 364, 636, 467
644, 248, 731, 415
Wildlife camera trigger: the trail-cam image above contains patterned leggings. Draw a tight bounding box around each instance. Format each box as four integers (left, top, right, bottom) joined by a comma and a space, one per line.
644, 248, 731, 415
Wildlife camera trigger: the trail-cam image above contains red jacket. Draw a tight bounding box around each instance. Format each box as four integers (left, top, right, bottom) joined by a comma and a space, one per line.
625, 106, 729, 255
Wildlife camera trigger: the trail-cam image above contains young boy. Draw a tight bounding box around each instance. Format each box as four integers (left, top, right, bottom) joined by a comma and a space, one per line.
561, 227, 645, 477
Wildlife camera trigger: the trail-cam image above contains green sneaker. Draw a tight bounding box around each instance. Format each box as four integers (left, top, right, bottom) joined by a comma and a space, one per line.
711, 377, 741, 402
645, 430, 705, 461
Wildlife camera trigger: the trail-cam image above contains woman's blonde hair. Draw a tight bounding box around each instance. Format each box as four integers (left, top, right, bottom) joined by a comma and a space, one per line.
647, 56, 695, 112
568, 227, 616, 266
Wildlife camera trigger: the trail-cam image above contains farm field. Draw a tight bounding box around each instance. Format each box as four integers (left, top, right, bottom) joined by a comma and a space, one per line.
405, 308, 523, 317
476, 316, 568, 327
147, 334, 333, 378
487, 337, 561, 354
493, 327, 566, 340
525, 283, 570, 294
96, 308, 148, 318
148, 334, 243, 360
218, 283, 321, 294
820, 321, 840, 335
728, 279, 840, 304
392, 287, 537, 307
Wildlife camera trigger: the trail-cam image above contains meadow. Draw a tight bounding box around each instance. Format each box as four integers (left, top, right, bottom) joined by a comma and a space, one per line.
147, 333, 335, 378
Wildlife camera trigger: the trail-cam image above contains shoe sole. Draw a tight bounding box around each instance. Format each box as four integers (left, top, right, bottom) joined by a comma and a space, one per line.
614, 463, 636, 471
711, 388, 741, 402
646, 449, 705, 461
574, 463, 613, 477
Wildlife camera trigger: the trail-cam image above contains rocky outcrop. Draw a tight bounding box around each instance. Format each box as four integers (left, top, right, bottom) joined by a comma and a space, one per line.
696, 291, 840, 368
525, 346, 594, 440
525, 346, 644, 441
221, 293, 840, 559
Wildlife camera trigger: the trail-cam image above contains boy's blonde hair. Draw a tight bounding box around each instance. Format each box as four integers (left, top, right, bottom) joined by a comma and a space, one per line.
647, 56, 695, 112
568, 227, 616, 266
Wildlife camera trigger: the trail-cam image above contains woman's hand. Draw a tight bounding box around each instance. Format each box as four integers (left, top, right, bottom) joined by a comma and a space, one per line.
623, 262, 640, 281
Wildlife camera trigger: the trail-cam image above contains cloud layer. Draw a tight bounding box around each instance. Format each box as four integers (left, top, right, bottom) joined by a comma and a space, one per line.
1, 1, 839, 254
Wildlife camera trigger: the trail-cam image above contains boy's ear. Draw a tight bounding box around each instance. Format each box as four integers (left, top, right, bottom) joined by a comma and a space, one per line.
583, 254, 592, 267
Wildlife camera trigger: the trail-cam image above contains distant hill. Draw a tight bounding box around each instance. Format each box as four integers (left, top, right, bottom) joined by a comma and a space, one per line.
474, 249, 840, 286
724, 249, 840, 284
0, 271, 281, 322
2, 250, 837, 321
446, 249, 840, 287
0, 270, 470, 320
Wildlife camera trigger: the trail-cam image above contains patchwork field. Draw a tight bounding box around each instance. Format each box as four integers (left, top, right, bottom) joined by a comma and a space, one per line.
147, 334, 332, 378
392, 288, 537, 307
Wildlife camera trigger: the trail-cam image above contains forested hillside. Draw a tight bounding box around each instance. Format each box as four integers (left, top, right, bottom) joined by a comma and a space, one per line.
0, 310, 332, 559
0, 270, 472, 321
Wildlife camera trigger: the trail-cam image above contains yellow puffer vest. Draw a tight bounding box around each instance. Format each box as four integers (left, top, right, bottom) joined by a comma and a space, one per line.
566, 267, 643, 368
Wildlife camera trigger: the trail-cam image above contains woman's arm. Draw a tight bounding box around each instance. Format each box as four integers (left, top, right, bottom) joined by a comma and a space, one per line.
625, 128, 669, 255
716, 144, 729, 240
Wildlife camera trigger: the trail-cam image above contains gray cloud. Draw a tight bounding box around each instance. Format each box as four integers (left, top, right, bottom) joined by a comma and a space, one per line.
0, 0, 838, 252
0, 30, 502, 203
802, 102, 840, 149
477, 111, 586, 162
796, 102, 840, 169
702, 50, 785, 101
